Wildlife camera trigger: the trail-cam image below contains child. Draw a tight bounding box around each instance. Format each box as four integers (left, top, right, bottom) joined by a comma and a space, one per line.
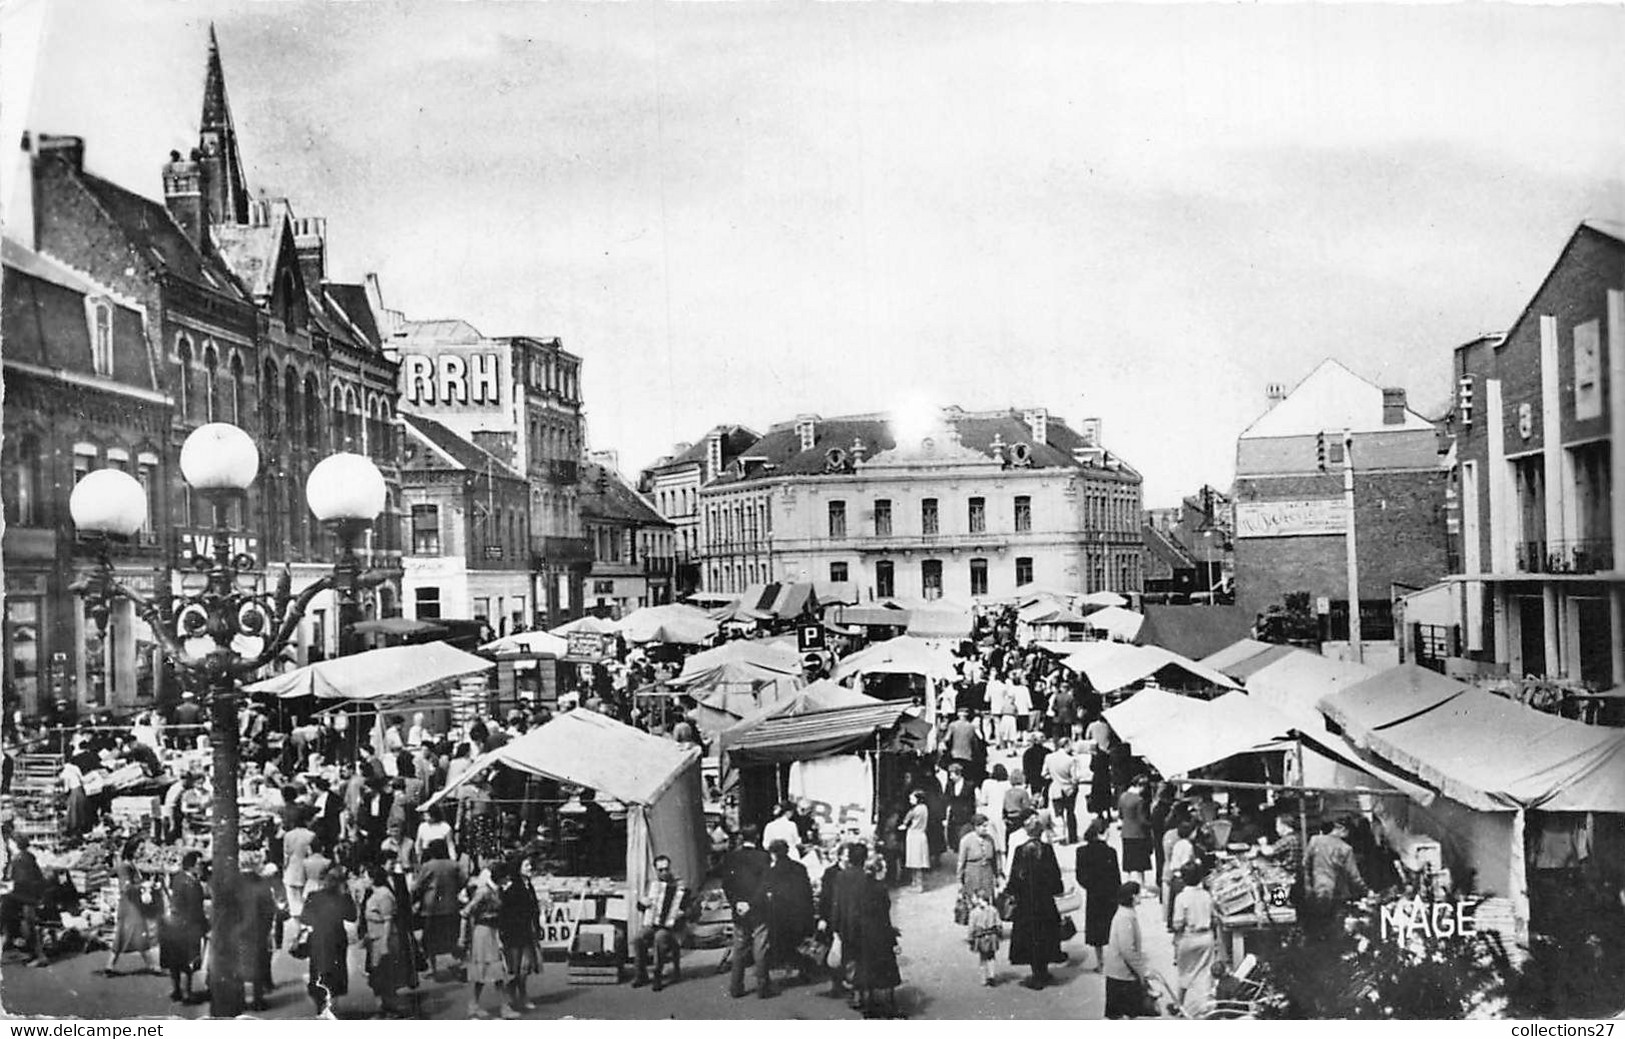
966, 891, 1003, 986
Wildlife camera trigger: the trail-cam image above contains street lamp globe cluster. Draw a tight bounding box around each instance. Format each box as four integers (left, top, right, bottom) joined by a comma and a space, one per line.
67, 421, 385, 1017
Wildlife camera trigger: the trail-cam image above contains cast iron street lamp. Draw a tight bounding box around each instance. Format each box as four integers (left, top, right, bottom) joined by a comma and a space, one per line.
69, 421, 385, 1017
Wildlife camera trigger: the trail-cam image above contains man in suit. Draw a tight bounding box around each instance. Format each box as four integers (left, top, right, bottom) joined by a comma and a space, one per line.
308, 776, 343, 853
357, 777, 394, 863
1022, 731, 1052, 809
760, 839, 816, 994
723, 827, 772, 999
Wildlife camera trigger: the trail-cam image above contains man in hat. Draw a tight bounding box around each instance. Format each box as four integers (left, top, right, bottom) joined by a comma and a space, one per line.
171, 692, 202, 748
632, 855, 689, 991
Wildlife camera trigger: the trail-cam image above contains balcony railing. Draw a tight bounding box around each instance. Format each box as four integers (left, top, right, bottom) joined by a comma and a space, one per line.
1516, 538, 1615, 575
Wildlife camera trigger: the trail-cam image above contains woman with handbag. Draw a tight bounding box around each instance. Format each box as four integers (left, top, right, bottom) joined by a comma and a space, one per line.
1003, 815, 1064, 990
954, 815, 1002, 926
361, 863, 412, 1018
848, 854, 902, 1018
459, 861, 511, 1019
1075, 819, 1121, 972
1103, 880, 1151, 1018
898, 791, 931, 892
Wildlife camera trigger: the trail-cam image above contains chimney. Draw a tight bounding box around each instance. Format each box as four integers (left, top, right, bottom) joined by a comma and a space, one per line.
1079, 417, 1101, 448
37, 134, 84, 172
989, 431, 1006, 464
293, 215, 327, 287
9, 131, 38, 250
673, 441, 692, 457
1382, 387, 1407, 426
1022, 407, 1048, 446
161, 148, 209, 251
1266, 382, 1287, 406
705, 429, 723, 484
850, 436, 867, 465
794, 414, 818, 452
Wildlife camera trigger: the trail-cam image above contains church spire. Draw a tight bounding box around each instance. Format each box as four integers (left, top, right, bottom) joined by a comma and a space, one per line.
199, 24, 249, 226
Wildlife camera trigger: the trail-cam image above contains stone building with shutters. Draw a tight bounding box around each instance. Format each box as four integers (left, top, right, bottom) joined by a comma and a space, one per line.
697, 407, 1144, 602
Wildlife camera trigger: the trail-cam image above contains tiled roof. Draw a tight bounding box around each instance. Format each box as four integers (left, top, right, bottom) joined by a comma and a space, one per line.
400, 412, 524, 481
709, 409, 1139, 485
580, 462, 673, 527
396, 318, 485, 344
75, 169, 247, 299
325, 283, 381, 347
1142, 525, 1196, 571
645, 425, 760, 473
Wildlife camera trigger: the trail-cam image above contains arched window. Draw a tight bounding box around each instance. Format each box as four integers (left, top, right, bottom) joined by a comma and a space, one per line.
304, 376, 321, 450
176, 336, 194, 419
90, 301, 113, 376
261, 361, 279, 434
344, 387, 360, 450
331, 384, 346, 452
284, 367, 301, 446
229, 353, 244, 424
202, 344, 218, 422
3, 432, 43, 526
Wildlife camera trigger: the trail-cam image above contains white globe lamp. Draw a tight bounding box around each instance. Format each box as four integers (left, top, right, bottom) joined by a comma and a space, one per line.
306, 453, 386, 524
180, 422, 260, 492
69, 468, 149, 538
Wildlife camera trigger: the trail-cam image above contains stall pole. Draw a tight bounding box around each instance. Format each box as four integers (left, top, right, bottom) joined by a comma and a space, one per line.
1294, 740, 1311, 893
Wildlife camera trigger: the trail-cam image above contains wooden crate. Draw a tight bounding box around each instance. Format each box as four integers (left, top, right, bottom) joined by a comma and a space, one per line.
567, 964, 623, 985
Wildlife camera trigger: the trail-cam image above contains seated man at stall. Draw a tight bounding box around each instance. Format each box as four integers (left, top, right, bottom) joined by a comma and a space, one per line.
1, 835, 48, 966
631, 854, 690, 991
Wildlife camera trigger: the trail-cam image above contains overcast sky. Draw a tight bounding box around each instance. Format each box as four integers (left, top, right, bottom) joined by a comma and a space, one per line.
21, 1, 1625, 506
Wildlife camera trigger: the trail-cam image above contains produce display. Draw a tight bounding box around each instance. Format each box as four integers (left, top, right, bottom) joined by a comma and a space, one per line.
1208, 855, 1296, 924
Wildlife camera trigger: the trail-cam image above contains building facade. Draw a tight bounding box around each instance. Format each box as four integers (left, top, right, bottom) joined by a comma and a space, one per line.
378, 308, 593, 628
698, 408, 1143, 600
399, 414, 533, 632
1232, 360, 1452, 642
1447, 222, 1625, 690
639, 425, 759, 598
581, 458, 677, 616
2, 238, 173, 717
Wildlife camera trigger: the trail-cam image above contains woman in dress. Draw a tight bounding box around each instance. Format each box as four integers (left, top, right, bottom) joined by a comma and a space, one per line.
299, 865, 357, 1016
976, 765, 1012, 855
1170, 863, 1216, 1016
361, 863, 413, 1018
61, 757, 90, 840
848, 854, 902, 1019
1004, 815, 1064, 990
954, 815, 1003, 926
898, 791, 931, 892
460, 861, 511, 1019
103, 861, 162, 975
1075, 818, 1121, 972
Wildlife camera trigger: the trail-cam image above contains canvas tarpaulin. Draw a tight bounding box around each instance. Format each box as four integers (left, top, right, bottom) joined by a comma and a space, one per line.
1330, 677, 1625, 813
722, 680, 930, 764
1061, 643, 1240, 694
244, 642, 492, 701
615, 604, 720, 645
1082, 605, 1144, 641
1199, 638, 1277, 674
1102, 689, 1289, 776
830, 635, 958, 683
423, 711, 706, 902
1317, 664, 1468, 734
481, 629, 569, 656
1243, 650, 1378, 735
668, 639, 803, 689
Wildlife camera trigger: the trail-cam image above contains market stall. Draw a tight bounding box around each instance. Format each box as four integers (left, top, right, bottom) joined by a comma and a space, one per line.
424, 710, 708, 918
613, 603, 720, 645
1060, 642, 1239, 698
1081, 604, 1145, 642
828, 635, 958, 713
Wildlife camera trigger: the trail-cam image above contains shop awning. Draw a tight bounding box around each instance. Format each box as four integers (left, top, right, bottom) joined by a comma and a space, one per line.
1060, 642, 1239, 694
1200, 638, 1276, 673
830, 635, 959, 682
1324, 671, 1625, 812
1318, 664, 1469, 734
614, 604, 720, 645
722, 680, 930, 763
825, 605, 911, 628
480, 629, 569, 656
1082, 605, 1144, 641
244, 642, 492, 701
1242, 650, 1377, 735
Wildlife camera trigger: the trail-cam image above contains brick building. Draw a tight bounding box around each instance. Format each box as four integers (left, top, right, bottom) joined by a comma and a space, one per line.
581, 457, 677, 615
375, 300, 593, 627
639, 425, 759, 598
1447, 221, 1624, 690
398, 414, 533, 632
1232, 360, 1452, 642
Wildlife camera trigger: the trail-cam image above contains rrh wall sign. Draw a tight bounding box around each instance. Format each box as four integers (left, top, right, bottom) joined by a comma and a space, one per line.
400, 351, 503, 407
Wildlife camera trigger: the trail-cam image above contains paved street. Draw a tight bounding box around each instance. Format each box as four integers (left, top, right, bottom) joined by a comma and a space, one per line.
1, 819, 1176, 1020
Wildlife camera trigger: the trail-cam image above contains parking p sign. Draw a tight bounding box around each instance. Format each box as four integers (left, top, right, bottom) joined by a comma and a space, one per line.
798, 623, 826, 652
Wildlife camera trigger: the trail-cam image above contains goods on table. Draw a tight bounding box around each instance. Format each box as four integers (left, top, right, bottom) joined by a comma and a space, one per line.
1207, 856, 1296, 924
12, 754, 64, 853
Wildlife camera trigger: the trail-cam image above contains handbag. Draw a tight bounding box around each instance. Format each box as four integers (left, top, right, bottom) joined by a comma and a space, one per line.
1059, 916, 1078, 941
797, 932, 832, 966
1053, 887, 1083, 915
289, 926, 310, 960
996, 890, 1017, 922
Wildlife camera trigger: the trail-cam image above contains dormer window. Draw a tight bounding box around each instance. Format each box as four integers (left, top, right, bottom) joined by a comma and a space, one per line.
87, 298, 114, 376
